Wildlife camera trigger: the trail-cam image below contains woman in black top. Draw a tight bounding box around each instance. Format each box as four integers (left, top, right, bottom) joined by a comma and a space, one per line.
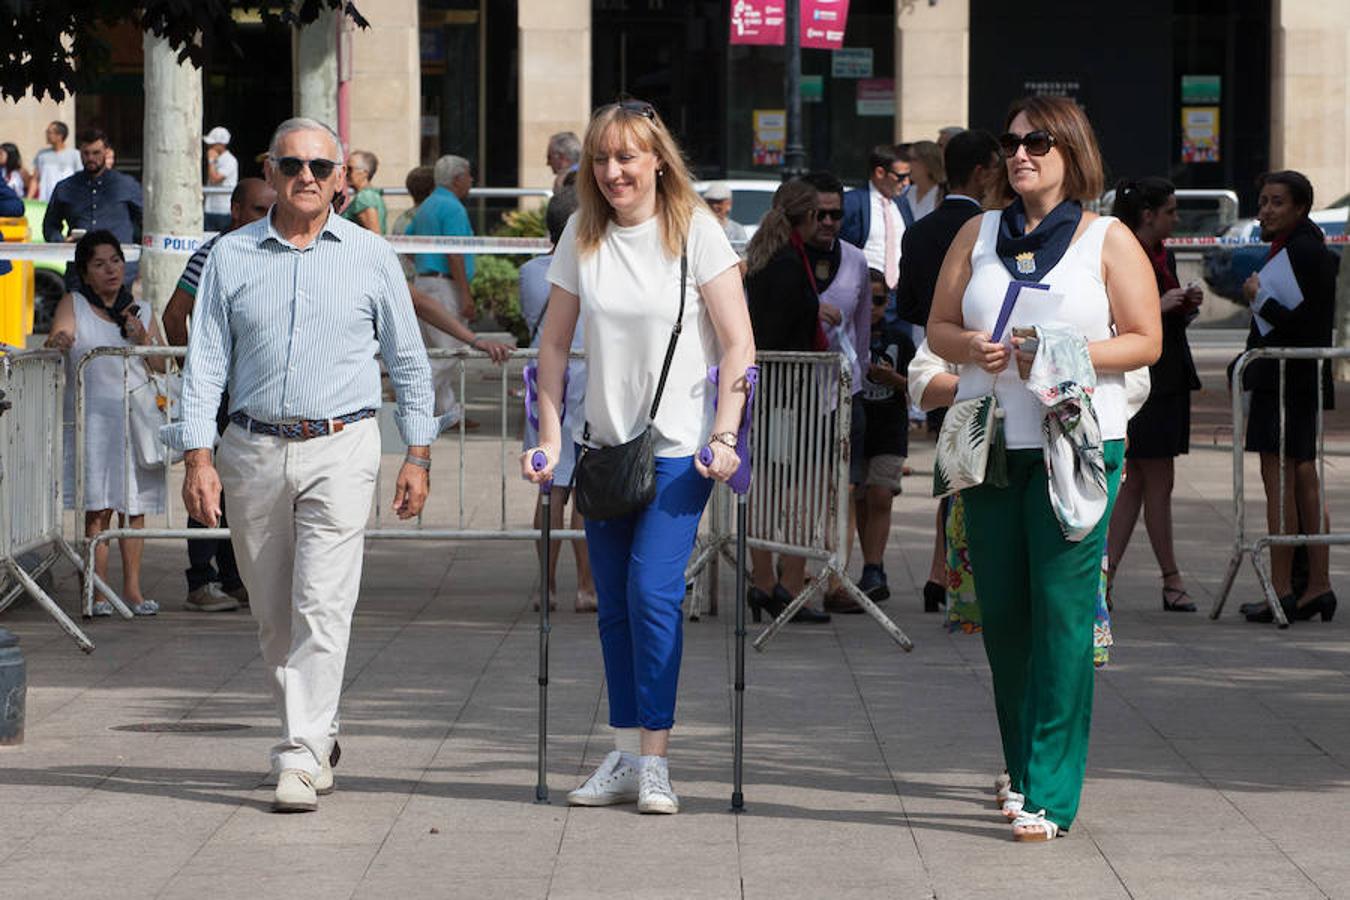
1240, 170, 1337, 623
743, 178, 831, 624
1105, 178, 1203, 611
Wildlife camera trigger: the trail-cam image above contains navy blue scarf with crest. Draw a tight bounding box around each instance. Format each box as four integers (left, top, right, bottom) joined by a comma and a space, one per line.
996, 197, 1082, 282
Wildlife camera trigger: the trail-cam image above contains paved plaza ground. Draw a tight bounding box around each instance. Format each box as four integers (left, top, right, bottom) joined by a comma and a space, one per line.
2, 332, 1348, 899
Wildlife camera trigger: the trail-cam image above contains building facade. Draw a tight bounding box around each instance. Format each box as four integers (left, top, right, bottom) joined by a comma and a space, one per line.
3, 1, 1347, 216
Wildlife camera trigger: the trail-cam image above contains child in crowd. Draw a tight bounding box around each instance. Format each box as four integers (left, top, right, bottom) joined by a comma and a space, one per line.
855, 268, 915, 602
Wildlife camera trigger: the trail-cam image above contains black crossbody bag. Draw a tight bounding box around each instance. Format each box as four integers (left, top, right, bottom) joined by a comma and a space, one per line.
573, 249, 687, 520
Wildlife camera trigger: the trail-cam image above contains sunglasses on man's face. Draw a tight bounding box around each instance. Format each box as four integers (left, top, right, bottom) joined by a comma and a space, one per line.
886, 168, 911, 183
998, 130, 1056, 157
815, 208, 844, 222
273, 156, 340, 179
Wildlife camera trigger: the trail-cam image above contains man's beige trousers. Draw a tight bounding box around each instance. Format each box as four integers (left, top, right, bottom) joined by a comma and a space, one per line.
217, 418, 379, 776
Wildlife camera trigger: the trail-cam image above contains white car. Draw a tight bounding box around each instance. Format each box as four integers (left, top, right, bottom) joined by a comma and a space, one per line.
694, 179, 780, 237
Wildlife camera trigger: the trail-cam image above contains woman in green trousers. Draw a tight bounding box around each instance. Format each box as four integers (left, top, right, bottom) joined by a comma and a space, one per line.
927, 96, 1161, 841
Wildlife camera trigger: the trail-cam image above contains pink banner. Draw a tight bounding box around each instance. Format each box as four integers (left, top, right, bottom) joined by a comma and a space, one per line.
801, 0, 849, 50
730, 1, 786, 46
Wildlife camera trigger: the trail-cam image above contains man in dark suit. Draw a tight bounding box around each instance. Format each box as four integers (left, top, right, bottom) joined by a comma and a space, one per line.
894, 129, 1002, 615
840, 145, 911, 296
894, 129, 1001, 328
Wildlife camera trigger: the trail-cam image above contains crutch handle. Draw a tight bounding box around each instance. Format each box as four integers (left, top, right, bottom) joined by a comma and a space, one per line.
697, 446, 714, 468
531, 449, 548, 471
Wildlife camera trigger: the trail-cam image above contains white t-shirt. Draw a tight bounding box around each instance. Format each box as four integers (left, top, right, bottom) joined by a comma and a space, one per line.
34, 147, 80, 201
204, 149, 239, 215
547, 207, 739, 457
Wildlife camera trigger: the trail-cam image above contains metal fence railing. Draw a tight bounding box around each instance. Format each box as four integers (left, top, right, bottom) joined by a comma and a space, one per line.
1211, 346, 1350, 625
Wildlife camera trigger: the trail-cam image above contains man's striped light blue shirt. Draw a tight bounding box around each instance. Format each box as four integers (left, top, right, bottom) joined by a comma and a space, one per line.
162, 210, 436, 451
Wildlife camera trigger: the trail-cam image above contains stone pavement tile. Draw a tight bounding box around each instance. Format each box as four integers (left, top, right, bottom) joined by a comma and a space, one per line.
207, 795, 409, 845
157, 843, 381, 900
0, 836, 198, 900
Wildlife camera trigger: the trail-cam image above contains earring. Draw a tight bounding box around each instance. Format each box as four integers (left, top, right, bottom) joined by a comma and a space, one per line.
657, 169, 664, 176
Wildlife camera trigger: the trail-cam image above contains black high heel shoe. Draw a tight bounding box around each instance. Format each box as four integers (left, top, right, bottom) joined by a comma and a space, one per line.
746, 586, 786, 624
1291, 591, 1337, 622
923, 580, 945, 613
773, 583, 831, 624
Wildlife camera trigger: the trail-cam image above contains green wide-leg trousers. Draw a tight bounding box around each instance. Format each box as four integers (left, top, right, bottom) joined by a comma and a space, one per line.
961, 441, 1123, 830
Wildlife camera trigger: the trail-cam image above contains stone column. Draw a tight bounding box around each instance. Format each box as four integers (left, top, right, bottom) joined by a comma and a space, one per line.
894, 0, 969, 142
295, 8, 340, 129
346, 0, 420, 221
141, 32, 202, 316
518, 1, 592, 190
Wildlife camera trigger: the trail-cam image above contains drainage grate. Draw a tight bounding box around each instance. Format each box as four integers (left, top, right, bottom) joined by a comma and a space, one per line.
110, 722, 252, 733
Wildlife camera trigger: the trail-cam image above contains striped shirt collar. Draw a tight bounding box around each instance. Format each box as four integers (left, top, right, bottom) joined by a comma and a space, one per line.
257, 206, 348, 249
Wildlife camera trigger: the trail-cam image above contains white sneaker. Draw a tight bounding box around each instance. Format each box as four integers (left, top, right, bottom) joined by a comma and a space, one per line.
637, 757, 680, 815
184, 583, 240, 613
314, 755, 335, 795
273, 768, 318, 813
566, 750, 639, 806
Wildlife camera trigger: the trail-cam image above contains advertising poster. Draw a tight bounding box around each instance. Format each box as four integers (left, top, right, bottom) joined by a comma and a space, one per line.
729, 1, 786, 46
753, 109, 786, 166
832, 47, 872, 78
855, 78, 894, 117
801, 0, 850, 50
1181, 106, 1219, 162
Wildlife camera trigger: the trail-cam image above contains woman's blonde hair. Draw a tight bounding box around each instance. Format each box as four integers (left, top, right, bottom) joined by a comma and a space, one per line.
909, 140, 945, 187
744, 179, 818, 275
574, 101, 701, 260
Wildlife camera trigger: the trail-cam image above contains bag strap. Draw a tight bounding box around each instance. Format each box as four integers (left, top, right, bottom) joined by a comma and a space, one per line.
647, 244, 688, 422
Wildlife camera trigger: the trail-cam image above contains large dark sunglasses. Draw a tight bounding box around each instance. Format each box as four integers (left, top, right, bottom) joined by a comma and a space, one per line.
273, 156, 340, 179
998, 130, 1056, 157
886, 168, 911, 183
815, 208, 844, 222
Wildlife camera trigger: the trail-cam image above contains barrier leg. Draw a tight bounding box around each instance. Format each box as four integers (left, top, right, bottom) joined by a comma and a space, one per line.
535, 488, 551, 804
4, 557, 94, 653
731, 493, 747, 812
1250, 540, 1290, 628
1209, 548, 1246, 619
78, 536, 132, 619
751, 575, 827, 651
0, 550, 58, 614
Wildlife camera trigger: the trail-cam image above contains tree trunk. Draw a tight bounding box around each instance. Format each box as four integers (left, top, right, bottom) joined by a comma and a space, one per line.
141, 32, 202, 317
295, 9, 339, 129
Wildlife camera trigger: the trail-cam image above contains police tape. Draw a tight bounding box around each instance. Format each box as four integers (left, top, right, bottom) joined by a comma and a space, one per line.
2, 231, 1345, 263
0, 233, 555, 262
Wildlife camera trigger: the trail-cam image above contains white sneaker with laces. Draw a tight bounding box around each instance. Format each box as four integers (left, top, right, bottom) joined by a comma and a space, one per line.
184, 582, 240, 613
637, 756, 679, 815
566, 750, 639, 806
273, 768, 318, 813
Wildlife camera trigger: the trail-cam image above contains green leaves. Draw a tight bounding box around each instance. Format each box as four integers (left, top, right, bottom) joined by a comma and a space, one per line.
1, 1, 368, 102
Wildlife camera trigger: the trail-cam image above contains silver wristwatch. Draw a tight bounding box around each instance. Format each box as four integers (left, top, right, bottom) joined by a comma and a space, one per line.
711, 431, 738, 450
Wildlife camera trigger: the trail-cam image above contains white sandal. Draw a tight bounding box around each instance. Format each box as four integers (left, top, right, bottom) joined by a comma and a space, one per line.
998, 788, 1024, 819
1011, 808, 1061, 842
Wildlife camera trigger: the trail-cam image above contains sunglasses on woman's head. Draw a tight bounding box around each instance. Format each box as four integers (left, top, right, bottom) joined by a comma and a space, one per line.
998, 130, 1056, 157
272, 156, 340, 179
613, 99, 656, 119
815, 208, 844, 222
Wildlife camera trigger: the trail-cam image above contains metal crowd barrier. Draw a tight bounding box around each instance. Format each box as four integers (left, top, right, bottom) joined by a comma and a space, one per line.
0, 346, 102, 652
1211, 346, 1350, 624
686, 351, 913, 651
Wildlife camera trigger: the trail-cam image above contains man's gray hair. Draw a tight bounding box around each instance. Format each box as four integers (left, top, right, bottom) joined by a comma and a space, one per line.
433, 155, 471, 189
548, 131, 581, 164
268, 117, 344, 161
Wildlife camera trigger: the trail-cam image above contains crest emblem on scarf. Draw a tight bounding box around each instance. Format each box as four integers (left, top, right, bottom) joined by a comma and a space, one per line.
1015, 251, 1035, 275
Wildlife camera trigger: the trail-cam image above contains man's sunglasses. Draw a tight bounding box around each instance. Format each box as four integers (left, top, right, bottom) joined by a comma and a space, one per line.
998, 130, 1056, 157
815, 208, 844, 222
272, 156, 341, 179
886, 168, 911, 183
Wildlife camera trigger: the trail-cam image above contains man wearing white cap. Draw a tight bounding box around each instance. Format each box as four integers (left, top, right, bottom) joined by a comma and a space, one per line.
702, 181, 748, 246
203, 126, 239, 232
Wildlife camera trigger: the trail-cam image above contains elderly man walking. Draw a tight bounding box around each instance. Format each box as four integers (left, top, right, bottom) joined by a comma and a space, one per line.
166, 118, 437, 813
406, 154, 477, 426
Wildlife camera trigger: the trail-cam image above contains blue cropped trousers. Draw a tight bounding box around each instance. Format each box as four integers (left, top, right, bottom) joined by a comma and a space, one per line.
584, 455, 713, 731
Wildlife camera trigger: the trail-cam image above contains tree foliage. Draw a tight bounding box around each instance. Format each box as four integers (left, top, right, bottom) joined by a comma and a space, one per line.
0, 1, 369, 102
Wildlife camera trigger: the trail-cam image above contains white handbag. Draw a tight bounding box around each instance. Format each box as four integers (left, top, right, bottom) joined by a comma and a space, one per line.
932, 393, 1007, 499
127, 368, 183, 468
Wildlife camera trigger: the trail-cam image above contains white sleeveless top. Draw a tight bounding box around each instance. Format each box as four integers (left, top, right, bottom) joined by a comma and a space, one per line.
954, 211, 1126, 449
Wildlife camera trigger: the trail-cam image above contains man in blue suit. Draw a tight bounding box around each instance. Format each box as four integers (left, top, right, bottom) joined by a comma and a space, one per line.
841, 144, 911, 321
0, 177, 26, 277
